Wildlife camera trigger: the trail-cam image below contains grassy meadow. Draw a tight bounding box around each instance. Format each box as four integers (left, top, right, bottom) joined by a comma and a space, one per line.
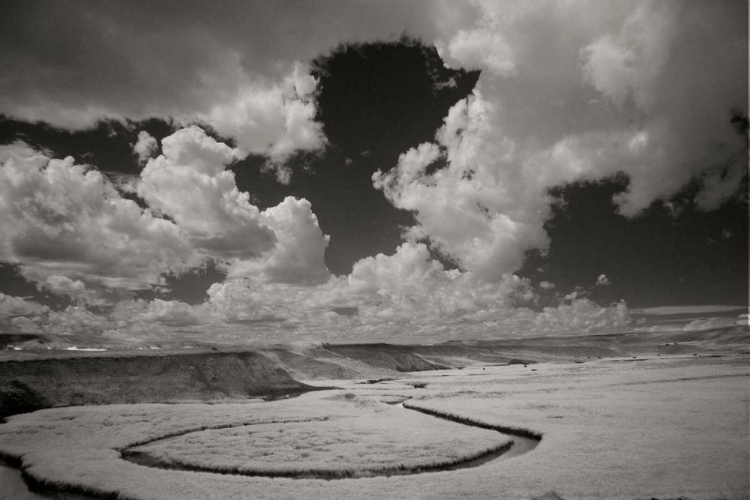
0, 353, 747, 499
127, 392, 511, 477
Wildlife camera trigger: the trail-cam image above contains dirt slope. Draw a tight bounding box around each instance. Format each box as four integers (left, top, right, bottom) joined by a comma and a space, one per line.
0, 351, 311, 419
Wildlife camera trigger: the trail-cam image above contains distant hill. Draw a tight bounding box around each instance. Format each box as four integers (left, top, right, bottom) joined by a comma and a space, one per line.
1, 326, 746, 419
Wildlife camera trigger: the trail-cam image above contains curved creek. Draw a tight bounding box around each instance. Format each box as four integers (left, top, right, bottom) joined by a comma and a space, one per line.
2, 396, 541, 498
0, 464, 50, 500
0, 462, 93, 500
121, 399, 541, 480
397, 402, 541, 472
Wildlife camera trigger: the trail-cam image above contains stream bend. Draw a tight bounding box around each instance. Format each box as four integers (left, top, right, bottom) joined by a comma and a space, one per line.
121, 399, 542, 480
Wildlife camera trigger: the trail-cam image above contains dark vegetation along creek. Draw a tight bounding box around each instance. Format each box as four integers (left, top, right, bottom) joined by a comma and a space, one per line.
1, 394, 541, 499
119, 396, 541, 480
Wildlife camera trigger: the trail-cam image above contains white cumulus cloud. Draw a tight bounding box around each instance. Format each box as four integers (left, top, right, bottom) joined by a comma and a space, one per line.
138, 126, 330, 284
132, 131, 158, 165
40, 275, 101, 305
1, 127, 333, 298
376, 0, 746, 283
539, 281, 555, 290
0, 292, 49, 320
596, 274, 611, 286
0, 142, 197, 290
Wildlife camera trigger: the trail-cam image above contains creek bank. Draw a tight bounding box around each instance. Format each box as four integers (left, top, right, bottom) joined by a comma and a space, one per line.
119, 397, 541, 480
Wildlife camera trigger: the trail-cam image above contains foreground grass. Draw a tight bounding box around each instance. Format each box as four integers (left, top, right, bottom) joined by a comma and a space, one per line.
124, 393, 511, 478
0, 354, 747, 500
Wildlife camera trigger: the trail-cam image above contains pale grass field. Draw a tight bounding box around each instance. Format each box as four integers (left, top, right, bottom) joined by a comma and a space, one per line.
0, 355, 746, 500
129, 393, 510, 475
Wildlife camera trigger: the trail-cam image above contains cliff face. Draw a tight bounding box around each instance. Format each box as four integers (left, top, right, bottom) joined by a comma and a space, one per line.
0, 351, 311, 419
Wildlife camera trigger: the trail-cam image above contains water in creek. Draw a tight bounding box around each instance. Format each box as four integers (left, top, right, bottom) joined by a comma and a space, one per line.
0, 464, 92, 500
0, 464, 48, 500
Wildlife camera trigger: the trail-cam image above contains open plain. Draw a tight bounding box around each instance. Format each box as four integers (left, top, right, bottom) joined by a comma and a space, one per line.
0, 328, 747, 500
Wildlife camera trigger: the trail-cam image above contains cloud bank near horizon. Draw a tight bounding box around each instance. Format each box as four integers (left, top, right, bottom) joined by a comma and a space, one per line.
0, 0, 746, 344
0, 129, 629, 343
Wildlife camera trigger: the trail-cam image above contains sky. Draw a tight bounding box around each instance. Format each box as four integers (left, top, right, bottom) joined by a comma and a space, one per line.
0, 0, 747, 346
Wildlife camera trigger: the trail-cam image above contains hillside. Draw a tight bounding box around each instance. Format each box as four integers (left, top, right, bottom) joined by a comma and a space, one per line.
1, 326, 746, 419
0, 351, 313, 419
